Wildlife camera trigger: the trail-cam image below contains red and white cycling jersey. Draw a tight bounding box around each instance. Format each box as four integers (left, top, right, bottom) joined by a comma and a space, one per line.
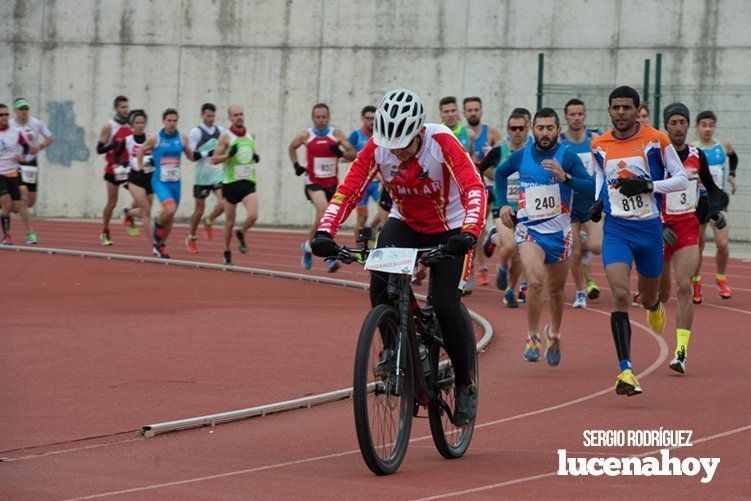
318, 123, 487, 238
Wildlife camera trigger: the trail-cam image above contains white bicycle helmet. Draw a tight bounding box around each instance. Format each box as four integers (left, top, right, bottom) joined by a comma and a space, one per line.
373, 88, 426, 149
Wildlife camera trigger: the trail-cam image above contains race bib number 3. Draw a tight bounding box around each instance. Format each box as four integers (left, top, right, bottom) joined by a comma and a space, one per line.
525, 184, 561, 220
608, 188, 655, 218
313, 157, 337, 178
21, 165, 38, 184
666, 179, 698, 215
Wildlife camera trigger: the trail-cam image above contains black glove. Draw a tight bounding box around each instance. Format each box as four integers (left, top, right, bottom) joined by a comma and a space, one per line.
329, 144, 344, 158
378, 188, 392, 212
444, 233, 477, 256
293, 162, 306, 176
616, 178, 653, 197
310, 231, 339, 257
662, 226, 677, 247
589, 200, 604, 223
710, 211, 727, 230
228, 144, 239, 158
253, 153, 260, 163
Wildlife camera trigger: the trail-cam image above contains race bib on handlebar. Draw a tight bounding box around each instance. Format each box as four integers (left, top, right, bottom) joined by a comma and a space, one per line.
364, 247, 418, 275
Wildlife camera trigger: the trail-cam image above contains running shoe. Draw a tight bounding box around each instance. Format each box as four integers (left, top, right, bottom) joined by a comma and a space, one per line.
503, 289, 519, 308
152, 243, 170, 259
204, 216, 214, 241
301, 242, 313, 270
518, 282, 528, 303
185, 236, 199, 254
669, 348, 686, 374
325, 257, 340, 273
586, 279, 600, 300
692, 278, 702, 304
523, 333, 542, 362
99, 231, 112, 246
715, 277, 732, 299
483, 227, 497, 258
477, 266, 489, 286
122, 207, 139, 237
544, 325, 561, 366
632, 292, 641, 307
572, 291, 587, 309
26, 232, 38, 245
462, 275, 475, 296
615, 369, 642, 396
647, 301, 666, 334
496, 266, 508, 291
223, 250, 232, 266
373, 348, 396, 377
1, 234, 12, 246
236, 229, 248, 254
453, 384, 478, 426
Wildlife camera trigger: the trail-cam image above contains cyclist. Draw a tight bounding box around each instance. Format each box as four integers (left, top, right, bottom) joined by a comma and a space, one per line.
310, 88, 487, 426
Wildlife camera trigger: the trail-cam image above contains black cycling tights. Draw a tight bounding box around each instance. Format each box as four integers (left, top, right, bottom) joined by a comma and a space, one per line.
369, 218, 475, 387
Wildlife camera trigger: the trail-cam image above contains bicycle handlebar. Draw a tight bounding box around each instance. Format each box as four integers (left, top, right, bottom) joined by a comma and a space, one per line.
334, 244, 454, 266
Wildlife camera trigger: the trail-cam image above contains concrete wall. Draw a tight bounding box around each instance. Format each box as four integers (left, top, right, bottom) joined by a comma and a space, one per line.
1, 0, 749, 230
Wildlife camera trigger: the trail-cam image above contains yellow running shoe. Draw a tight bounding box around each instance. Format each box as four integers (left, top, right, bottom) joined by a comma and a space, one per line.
615, 369, 642, 396
647, 301, 666, 334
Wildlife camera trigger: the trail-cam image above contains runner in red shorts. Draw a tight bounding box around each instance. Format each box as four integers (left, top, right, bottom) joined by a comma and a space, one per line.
659, 103, 726, 375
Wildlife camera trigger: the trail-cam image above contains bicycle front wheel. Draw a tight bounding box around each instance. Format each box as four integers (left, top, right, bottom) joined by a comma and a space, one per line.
352, 304, 414, 475
428, 303, 478, 459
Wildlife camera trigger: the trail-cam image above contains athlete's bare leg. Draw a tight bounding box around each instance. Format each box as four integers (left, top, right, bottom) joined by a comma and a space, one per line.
546, 259, 571, 335
127, 184, 153, 242
669, 245, 700, 330
11, 200, 33, 234
189, 197, 206, 238
223, 200, 236, 252
711, 216, 730, 276
103, 181, 119, 230
518, 242, 547, 334
240, 192, 259, 234
306, 189, 329, 241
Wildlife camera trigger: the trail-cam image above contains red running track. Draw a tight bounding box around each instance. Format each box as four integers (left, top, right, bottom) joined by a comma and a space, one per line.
1, 219, 750, 499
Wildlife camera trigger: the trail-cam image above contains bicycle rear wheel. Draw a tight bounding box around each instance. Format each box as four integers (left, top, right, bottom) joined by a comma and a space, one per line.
353, 304, 414, 475
428, 303, 478, 459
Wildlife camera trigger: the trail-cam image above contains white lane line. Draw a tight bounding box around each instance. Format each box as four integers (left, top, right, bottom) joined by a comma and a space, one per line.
413, 424, 751, 500
63, 307, 668, 499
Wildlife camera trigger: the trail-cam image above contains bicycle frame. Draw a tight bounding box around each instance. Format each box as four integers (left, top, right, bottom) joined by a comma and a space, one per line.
387, 272, 438, 407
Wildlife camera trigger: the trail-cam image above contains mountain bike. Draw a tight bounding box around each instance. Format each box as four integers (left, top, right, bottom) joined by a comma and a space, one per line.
335, 234, 478, 475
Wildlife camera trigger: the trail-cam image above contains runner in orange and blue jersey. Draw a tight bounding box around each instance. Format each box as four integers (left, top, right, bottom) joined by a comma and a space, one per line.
588, 86, 688, 396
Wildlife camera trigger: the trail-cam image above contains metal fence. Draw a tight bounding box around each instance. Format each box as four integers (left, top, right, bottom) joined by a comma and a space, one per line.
542, 84, 751, 242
